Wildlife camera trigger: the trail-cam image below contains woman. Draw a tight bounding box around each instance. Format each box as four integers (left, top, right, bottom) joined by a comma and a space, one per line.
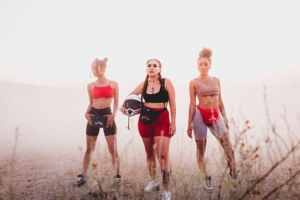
187, 48, 237, 191
121, 59, 176, 200
76, 58, 121, 186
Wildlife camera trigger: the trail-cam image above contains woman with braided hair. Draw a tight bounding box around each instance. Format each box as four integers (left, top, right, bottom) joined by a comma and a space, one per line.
120, 59, 176, 200
187, 48, 237, 191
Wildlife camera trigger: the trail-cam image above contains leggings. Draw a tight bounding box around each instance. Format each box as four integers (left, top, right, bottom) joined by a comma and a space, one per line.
192, 109, 227, 140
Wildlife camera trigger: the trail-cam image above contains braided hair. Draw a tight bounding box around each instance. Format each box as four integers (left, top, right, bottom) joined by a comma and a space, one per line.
141, 59, 163, 100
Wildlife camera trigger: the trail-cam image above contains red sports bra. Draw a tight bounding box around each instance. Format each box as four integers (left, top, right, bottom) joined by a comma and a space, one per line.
91, 82, 114, 98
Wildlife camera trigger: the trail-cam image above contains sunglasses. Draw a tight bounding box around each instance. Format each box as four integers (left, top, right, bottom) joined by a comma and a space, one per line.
147, 64, 158, 68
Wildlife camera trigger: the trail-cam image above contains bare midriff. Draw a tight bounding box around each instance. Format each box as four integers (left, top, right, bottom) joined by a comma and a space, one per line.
144, 102, 168, 109
198, 95, 219, 110
93, 98, 113, 109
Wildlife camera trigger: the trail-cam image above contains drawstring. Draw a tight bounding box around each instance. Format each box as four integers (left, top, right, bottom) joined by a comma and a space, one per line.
127, 116, 130, 130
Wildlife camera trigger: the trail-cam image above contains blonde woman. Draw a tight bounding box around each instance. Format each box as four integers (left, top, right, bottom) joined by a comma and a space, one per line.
187, 48, 237, 191
76, 58, 121, 186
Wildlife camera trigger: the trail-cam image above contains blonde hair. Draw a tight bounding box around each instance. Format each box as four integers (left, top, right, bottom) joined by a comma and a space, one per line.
198, 48, 212, 63
94, 57, 108, 67
90, 58, 108, 77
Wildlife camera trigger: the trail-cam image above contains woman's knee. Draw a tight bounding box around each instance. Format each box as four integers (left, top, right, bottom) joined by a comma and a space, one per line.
158, 152, 168, 162
218, 133, 231, 144
85, 147, 94, 154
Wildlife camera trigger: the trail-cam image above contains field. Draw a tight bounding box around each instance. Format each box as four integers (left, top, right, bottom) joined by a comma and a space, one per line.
0, 76, 300, 199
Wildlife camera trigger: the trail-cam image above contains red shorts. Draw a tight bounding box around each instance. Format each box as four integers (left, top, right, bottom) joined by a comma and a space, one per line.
138, 108, 171, 138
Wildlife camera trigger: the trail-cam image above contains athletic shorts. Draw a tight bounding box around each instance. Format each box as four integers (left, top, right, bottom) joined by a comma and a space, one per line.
86, 107, 117, 136
138, 108, 171, 138
192, 109, 228, 140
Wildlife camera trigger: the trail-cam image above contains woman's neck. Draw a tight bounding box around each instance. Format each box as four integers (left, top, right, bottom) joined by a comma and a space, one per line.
199, 74, 210, 80
148, 76, 159, 82
96, 75, 107, 83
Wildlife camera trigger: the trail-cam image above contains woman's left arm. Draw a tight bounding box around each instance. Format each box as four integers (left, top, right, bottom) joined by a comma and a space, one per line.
218, 79, 229, 129
106, 81, 119, 128
165, 78, 176, 136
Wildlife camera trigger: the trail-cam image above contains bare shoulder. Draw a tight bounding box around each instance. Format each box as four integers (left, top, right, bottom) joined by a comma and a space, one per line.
87, 82, 94, 90
163, 78, 174, 90
137, 81, 145, 88
110, 80, 119, 88
212, 76, 220, 85
163, 78, 172, 84
212, 76, 220, 81
189, 78, 198, 86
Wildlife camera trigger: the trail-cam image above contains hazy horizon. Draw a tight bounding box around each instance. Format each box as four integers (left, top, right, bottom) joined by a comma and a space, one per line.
1, 1, 300, 87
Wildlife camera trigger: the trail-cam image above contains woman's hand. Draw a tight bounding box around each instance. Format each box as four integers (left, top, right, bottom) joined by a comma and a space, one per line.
119, 102, 126, 115
119, 107, 126, 115
187, 124, 193, 139
169, 122, 176, 137
104, 114, 115, 128
85, 113, 94, 126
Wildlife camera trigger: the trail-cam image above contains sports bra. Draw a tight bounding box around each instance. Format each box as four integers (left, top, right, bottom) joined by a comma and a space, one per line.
195, 77, 220, 97
91, 82, 114, 99
144, 79, 169, 103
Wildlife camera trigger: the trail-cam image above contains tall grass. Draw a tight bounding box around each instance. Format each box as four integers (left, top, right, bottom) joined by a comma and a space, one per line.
1, 93, 300, 199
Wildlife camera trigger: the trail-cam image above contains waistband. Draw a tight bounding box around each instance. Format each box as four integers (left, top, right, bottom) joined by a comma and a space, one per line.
143, 105, 167, 112
90, 107, 112, 115
197, 106, 218, 113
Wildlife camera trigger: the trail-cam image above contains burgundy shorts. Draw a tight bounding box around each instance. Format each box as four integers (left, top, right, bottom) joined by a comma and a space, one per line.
138, 108, 171, 138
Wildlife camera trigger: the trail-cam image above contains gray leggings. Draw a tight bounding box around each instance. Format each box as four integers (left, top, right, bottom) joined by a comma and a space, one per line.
192, 109, 228, 140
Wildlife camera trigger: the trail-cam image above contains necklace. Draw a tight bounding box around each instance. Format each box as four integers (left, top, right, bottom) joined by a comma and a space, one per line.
148, 81, 157, 94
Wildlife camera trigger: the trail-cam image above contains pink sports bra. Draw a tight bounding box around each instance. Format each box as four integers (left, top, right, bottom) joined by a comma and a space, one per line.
195, 77, 220, 97
91, 82, 114, 98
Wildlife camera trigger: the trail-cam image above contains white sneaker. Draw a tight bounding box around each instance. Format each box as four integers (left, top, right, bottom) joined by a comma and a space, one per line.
203, 176, 213, 191
114, 175, 121, 184
144, 180, 160, 192
162, 191, 171, 200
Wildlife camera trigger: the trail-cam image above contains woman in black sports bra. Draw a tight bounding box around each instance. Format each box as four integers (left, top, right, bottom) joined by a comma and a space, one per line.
121, 59, 176, 200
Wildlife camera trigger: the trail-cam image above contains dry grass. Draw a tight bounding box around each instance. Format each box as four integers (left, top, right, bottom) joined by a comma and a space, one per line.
1, 91, 300, 199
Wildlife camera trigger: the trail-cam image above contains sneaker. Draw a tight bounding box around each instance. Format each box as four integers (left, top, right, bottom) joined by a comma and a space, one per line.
76, 174, 86, 187
114, 175, 121, 184
144, 180, 160, 192
203, 176, 213, 191
162, 191, 171, 200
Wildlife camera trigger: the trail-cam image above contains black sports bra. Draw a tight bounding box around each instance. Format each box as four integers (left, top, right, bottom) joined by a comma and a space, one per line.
143, 79, 169, 103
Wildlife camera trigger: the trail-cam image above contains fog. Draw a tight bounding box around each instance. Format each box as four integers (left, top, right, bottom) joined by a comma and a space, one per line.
1, 71, 300, 165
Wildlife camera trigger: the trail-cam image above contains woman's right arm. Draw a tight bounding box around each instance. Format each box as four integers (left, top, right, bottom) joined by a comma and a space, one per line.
187, 80, 196, 138
85, 83, 94, 125
129, 82, 144, 95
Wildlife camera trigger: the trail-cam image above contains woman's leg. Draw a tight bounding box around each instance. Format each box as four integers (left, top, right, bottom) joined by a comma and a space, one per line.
82, 135, 98, 176
195, 139, 207, 177
105, 134, 120, 176
154, 136, 170, 191
193, 109, 208, 176
142, 137, 156, 180
217, 132, 236, 177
